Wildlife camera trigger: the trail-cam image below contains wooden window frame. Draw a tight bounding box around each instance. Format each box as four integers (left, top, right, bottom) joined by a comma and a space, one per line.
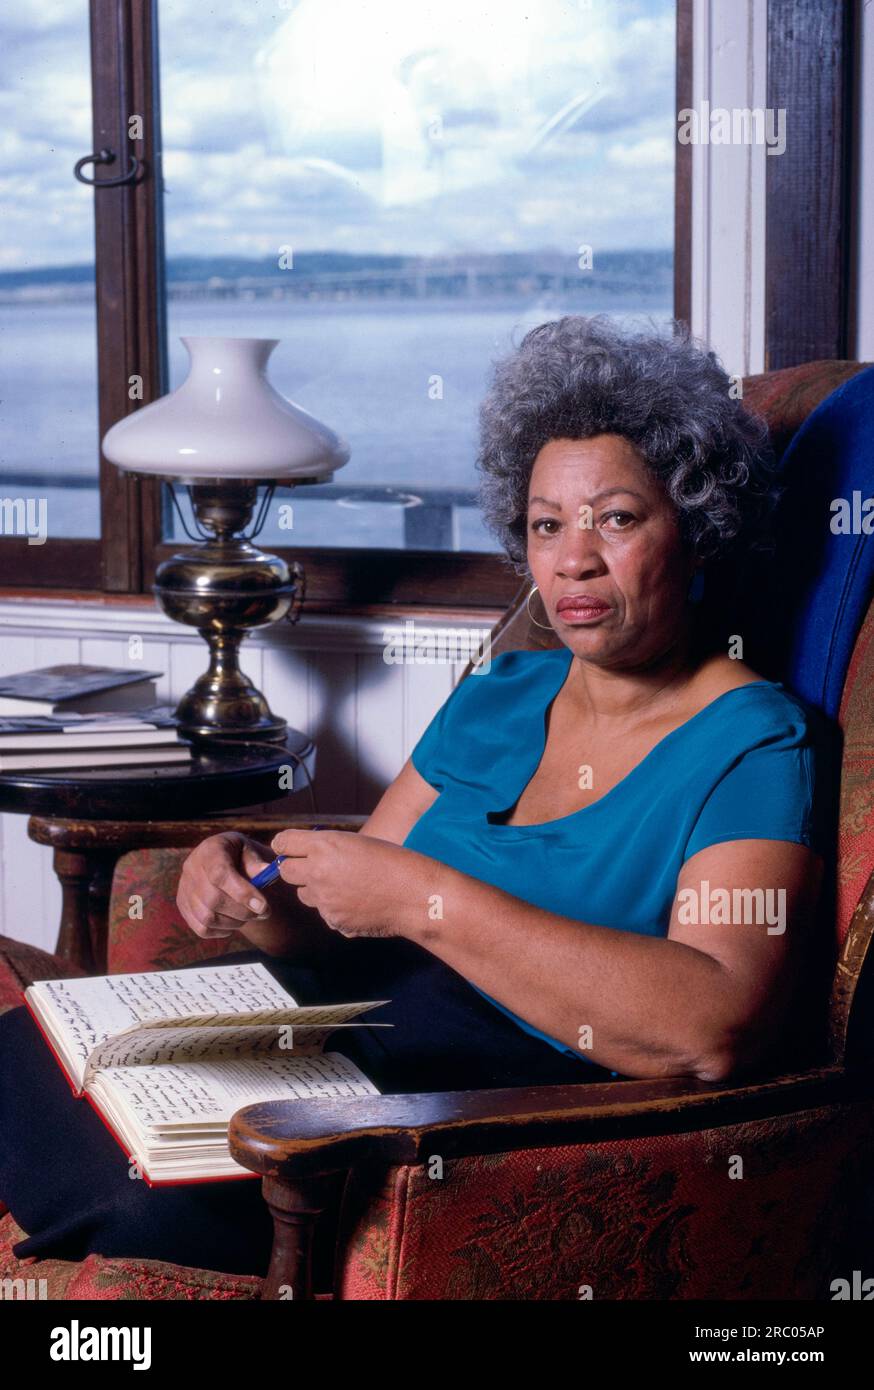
764, 0, 856, 369
0, 0, 164, 595
2, 0, 700, 607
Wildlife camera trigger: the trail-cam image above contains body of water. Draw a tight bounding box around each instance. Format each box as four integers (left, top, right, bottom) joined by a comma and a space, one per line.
1, 291, 672, 552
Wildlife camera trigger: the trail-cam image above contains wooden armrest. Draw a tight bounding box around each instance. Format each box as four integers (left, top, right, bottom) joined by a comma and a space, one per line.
231, 1064, 870, 1299
28, 813, 366, 852
230, 1065, 860, 1183
28, 812, 368, 973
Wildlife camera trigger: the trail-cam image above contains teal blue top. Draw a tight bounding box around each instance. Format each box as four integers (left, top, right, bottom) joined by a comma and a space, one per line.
404, 648, 823, 1065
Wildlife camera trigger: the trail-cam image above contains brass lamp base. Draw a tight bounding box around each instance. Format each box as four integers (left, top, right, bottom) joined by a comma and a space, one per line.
171, 660, 289, 744
154, 481, 303, 744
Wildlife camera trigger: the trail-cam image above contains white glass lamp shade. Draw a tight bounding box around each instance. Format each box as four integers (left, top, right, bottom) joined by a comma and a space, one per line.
101, 336, 350, 480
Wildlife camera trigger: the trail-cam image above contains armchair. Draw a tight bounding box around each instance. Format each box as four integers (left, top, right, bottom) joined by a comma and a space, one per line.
2, 358, 873, 1300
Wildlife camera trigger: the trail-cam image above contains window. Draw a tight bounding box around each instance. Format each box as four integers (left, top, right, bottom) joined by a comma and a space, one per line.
1, 0, 695, 606
0, 4, 101, 583
158, 0, 677, 562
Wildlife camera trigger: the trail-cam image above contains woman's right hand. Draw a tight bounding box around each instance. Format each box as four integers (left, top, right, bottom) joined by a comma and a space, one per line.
176, 831, 274, 940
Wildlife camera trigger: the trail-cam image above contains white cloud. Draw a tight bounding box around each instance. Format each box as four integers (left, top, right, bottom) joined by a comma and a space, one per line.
607, 136, 674, 167
1, 0, 676, 268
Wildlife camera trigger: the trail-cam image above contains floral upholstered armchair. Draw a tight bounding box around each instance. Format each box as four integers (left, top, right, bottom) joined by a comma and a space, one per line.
1, 359, 873, 1300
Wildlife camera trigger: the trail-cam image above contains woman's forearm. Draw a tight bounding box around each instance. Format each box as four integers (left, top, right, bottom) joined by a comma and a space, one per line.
397, 855, 736, 1080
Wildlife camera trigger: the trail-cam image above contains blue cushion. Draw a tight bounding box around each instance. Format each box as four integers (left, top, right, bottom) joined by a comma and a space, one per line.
741, 366, 874, 718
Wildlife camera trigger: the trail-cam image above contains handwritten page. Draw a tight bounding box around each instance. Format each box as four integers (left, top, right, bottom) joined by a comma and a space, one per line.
28, 961, 392, 1181
118, 1002, 388, 1030
82, 1009, 391, 1088
28, 963, 300, 1091
94, 1052, 379, 1129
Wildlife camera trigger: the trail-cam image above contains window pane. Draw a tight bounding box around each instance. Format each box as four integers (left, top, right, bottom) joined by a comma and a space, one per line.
0, 7, 100, 543
158, 0, 674, 552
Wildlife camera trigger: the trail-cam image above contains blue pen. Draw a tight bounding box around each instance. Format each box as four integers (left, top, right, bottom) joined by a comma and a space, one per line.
249, 826, 326, 890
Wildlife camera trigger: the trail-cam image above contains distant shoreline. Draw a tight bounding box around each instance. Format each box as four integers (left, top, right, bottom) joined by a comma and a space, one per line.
0, 289, 674, 313
0, 249, 674, 308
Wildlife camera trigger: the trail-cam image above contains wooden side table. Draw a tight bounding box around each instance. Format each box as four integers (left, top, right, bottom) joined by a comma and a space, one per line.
0, 733, 316, 972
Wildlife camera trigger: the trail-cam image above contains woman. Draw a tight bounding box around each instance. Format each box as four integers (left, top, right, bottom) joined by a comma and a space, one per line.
0, 316, 827, 1276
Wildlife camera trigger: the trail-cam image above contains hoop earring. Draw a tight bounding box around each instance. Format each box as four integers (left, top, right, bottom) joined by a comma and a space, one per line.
526, 584, 554, 631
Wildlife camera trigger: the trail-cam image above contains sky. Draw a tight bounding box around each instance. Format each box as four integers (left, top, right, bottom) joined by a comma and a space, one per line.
0, 0, 675, 272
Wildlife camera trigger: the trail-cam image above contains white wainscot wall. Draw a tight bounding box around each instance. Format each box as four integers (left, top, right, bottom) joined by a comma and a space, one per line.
0, 600, 490, 951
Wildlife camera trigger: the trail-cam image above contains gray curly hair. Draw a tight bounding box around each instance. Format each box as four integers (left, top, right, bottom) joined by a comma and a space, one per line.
476, 315, 779, 576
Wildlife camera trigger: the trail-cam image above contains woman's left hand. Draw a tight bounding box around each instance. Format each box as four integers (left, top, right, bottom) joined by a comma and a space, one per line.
269, 828, 429, 939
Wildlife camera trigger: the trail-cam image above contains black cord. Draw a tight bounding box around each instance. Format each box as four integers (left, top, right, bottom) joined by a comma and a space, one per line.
249, 482, 276, 540
187, 737, 318, 815
167, 480, 277, 544
166, 481, 211, 542
293, 750, 319, 815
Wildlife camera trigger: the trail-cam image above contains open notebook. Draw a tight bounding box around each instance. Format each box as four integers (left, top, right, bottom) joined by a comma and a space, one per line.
25, 962, 389, 1186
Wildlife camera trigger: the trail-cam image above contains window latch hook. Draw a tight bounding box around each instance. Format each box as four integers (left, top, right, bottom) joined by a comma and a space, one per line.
74, 146, 142, 187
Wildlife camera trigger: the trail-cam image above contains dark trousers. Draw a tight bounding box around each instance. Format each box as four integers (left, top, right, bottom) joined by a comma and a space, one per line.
0, 940, 614, 1278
